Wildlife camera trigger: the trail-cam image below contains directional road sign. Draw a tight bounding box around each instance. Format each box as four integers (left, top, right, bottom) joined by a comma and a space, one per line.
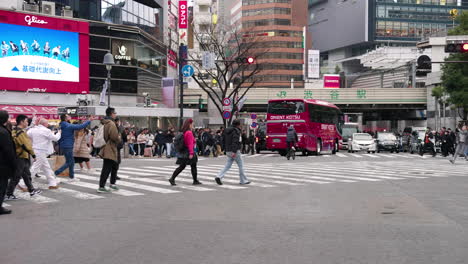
251, 122, 257, 128
182, 65, 194, 77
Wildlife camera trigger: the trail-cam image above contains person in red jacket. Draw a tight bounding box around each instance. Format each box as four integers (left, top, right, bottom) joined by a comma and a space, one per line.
169, 119, 201, 186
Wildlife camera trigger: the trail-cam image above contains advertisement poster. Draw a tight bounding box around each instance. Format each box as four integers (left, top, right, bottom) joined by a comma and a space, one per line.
0, 22, 80, 82
323, 74, 341, 89
308, 50, 320, 79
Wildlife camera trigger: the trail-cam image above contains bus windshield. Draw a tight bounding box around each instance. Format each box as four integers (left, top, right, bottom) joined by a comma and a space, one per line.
267, 101, 305, 115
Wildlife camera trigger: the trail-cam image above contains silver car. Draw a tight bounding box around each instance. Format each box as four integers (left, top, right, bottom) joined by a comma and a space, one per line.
348, 133, 377, 153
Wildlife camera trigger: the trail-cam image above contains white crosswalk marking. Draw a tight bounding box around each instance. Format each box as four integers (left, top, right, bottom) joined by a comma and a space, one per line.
34, 182, 103, 200
3, 203, 11, 207
350, 153, 363, 158
67, 177, 144, 196
363, 154, 379, 158
379, 154, 396, 158
14, 191, 58, 204
336, 153, 347, 157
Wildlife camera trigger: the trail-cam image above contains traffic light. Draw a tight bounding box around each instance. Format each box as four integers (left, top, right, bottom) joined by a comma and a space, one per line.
235, 56, 255, 64
445, 43, 468, 53
417, 55, 431, 70
199, 97, 207, 112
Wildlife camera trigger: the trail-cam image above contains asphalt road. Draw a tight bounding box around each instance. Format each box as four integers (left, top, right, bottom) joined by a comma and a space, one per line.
1, 151, 468, 264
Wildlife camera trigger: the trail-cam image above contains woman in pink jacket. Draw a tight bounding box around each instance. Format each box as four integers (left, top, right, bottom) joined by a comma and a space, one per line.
169, 119, 201, 186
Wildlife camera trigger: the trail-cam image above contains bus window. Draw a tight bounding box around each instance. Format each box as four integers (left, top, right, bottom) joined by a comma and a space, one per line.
268, 101, 305, 115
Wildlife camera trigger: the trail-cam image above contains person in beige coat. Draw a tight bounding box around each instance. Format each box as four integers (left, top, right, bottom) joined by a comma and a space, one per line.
73, 128, 93, 173
97, 108, 121, 193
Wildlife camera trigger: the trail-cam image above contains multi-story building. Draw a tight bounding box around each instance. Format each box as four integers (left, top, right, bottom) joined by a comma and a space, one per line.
229, 0, 310, 88
309, 0, 468, 73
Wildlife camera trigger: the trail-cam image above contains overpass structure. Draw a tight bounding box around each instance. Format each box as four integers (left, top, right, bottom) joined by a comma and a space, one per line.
185, 87, 427, 130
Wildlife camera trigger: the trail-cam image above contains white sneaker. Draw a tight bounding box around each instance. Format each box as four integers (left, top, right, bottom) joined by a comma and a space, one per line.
86, 169, 96, 174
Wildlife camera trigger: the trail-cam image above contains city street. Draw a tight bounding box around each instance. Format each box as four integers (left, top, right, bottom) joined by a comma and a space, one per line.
2, 153, 468, 264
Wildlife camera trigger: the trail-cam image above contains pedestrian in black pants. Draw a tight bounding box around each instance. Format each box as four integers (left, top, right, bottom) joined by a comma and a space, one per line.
169, 119, 201, 186
97, 108, 122, 193
0, 110, 16, 215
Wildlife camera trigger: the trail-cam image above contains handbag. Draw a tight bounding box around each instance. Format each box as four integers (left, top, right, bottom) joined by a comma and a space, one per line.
53, 155, 69, 177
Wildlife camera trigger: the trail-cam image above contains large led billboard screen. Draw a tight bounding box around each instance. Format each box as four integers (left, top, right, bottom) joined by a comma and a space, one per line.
0, 10, 89, 94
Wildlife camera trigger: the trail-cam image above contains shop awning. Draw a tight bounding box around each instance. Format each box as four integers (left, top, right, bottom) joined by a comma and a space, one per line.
0, 105, 59, 119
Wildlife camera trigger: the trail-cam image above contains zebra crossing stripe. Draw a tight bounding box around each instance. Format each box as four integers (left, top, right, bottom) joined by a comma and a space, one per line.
169, 174, 248, 189
14, 190, 58, 204
129, 177, 216, 191
379, 154, 396, 158
196, 167, 322, 185
219, 165, 355, 183
283, 165, 404, 181
363, 154, 379, 158
350, 153, 363, 158
3, 203, 11, 207
322, 155, 332, 158
248, 154, 262, 158
76, 174, 180, 194
336, 153, 347, 157
34, 182, 103, 200
68, 176, 144, 196
196, 175, 276, 188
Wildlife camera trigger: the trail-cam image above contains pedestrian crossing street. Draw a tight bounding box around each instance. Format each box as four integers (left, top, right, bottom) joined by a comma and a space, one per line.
4, 159, 467, 207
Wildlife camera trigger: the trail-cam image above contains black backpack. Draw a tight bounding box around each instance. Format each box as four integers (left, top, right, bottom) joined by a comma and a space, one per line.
174, 133, 186, 152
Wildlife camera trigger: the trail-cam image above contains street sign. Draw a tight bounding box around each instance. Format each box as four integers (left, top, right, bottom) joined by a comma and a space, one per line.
202, 52, 215, 70
251, 122, 257, 128
182, 65, 194, 77
222, 110, 231, 119
251, 113, 257, 120
223, 97, 231, 106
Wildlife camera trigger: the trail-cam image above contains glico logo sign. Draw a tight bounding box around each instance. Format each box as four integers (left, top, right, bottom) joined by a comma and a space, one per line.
24, 15, 48, 26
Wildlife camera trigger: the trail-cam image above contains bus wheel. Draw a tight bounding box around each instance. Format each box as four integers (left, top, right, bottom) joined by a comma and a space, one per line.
302, 150, 308, 156
315, 139, 322, 156
332, 141, 338, 154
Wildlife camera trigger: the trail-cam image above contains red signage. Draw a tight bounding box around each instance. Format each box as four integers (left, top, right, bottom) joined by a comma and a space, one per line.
323, 74, 341, 89
178, 1, 188, 29
1, 104, 59, 119
0, 10, 89, 94
168, 49, 177, 69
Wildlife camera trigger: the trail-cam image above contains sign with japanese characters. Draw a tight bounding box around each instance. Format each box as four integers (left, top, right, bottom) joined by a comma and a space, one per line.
308, 50, 320, 79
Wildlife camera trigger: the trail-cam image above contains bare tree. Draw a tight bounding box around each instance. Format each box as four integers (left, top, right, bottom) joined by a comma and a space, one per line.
188, 24, 269, 127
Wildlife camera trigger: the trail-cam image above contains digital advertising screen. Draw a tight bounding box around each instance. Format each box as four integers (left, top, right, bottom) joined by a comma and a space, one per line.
0, 23, 80, 82
0, 10, 89, 94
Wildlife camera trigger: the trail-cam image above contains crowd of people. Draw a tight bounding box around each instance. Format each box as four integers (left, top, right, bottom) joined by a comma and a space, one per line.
0, 108, 252, 215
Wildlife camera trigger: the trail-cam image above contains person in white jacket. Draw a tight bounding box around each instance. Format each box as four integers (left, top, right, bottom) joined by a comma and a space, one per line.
27, 118, 61, 189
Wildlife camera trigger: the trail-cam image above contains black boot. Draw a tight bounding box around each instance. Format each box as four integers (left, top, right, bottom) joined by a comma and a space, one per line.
0, 207, 12, 215
169, 178, 176, 186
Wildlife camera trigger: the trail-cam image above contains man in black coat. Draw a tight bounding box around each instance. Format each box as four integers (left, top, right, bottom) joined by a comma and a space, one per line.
215, 120, 250, 185
0, 110, 16, 215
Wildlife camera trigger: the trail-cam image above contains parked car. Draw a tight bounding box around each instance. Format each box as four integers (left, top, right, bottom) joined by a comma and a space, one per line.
348, 133, 377, 153
376, 132, 399, 153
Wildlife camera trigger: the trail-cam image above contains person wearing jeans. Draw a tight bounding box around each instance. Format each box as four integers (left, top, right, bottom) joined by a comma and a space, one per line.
54, 114, 90, 181
450, 125, 467, 164
215, 119, 250, 185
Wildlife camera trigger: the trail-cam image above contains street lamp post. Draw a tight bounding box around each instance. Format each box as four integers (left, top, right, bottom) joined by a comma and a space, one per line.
103, 52, 115, 106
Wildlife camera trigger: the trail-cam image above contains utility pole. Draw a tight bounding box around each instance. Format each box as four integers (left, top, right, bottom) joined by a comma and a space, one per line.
179, 44, 188, 128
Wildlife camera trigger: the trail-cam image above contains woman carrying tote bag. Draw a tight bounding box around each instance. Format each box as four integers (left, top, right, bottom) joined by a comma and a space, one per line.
169, 119, 202, 186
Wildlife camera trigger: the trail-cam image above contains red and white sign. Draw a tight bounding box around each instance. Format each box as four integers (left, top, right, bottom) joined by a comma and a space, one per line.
1, 104, 59, 119
223, 98, 231, 106
167, 49, 177, 69
0, 10, 89, 94
323, 74, 341, 89
178, 1, 188, 29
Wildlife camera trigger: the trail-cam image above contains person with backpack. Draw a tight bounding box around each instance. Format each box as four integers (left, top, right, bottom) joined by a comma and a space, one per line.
54, 114, 90, 182
97, 108, 122, 193
215, 120, 250, 185
0, 110, 16, 215
6, 115, 42, 200
169, 119, 202, 186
